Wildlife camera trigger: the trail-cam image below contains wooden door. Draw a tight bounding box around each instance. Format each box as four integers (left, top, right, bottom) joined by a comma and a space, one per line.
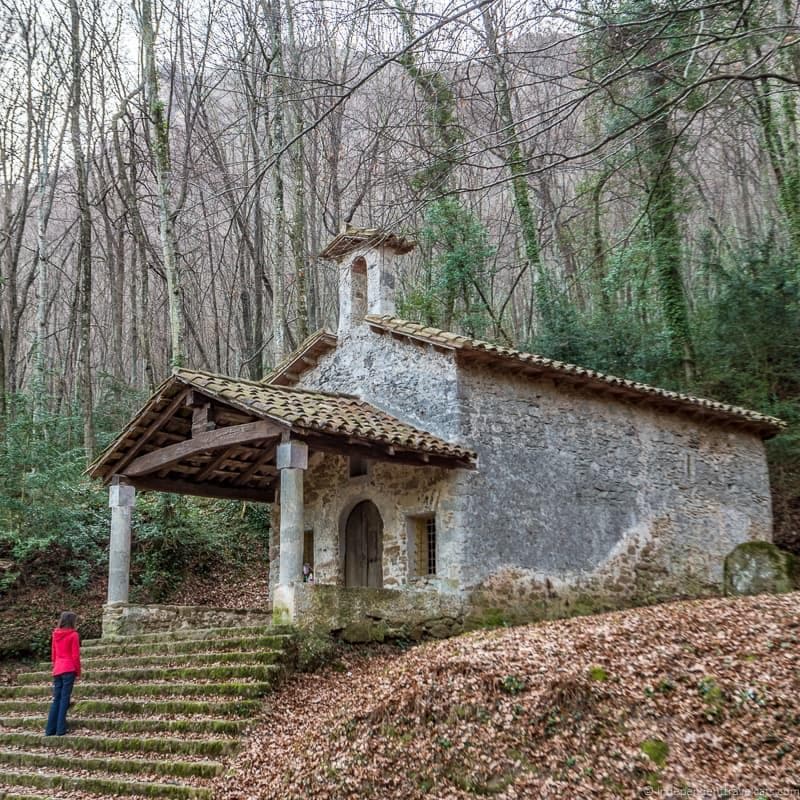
344, 500, 383, 588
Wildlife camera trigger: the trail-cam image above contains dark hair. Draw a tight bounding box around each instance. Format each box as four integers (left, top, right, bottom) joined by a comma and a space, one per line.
58, 611, 78, 629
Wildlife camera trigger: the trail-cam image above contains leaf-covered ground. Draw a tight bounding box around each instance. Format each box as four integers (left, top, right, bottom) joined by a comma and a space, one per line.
0, 554, 268, 662
217, 593, 799, 799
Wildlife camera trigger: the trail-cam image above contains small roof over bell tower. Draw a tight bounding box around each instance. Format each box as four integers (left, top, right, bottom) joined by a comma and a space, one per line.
321, 225, 416, 336
319, 226, 416, 261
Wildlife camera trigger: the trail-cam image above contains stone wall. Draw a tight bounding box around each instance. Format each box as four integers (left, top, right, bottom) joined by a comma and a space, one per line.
282, 320, 773, 627
292, 583, 464, 641
102, 603, 273, 637
299, 324, 462, 440
454, 364, 773, 611
269, 451, 462, 596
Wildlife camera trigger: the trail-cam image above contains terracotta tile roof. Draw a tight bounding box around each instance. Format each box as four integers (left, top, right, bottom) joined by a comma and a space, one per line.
365, 315, 785, 437
319, 226, 416, 260
88, 369, 475, 481
262, 329, 337, 386
176, 369, 475, 462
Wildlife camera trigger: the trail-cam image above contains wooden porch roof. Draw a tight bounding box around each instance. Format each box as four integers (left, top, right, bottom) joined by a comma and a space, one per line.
87, 369, 475, 502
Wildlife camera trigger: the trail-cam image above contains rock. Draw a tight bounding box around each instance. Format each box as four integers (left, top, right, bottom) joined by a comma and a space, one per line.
723, 541, 800, 596
341, 621, 386, 643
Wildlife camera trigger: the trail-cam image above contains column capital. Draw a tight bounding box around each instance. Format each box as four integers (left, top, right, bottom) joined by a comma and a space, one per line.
276, 440, 308, 470
109, 482, 136, 508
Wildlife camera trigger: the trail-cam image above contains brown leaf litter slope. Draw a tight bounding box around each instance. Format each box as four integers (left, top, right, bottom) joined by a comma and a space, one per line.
216, 593, 799, 799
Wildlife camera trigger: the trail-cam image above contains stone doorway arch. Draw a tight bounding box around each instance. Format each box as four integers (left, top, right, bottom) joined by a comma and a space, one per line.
344, 500, 383, 588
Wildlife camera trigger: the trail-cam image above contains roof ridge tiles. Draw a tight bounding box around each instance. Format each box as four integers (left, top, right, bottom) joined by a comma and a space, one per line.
363, 315, 784, 435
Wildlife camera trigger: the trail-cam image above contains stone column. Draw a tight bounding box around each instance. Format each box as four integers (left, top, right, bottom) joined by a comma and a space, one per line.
273, 440, 308, 624
107, 480, 135, 605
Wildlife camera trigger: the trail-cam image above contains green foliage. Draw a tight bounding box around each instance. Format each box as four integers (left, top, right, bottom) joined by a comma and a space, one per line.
0, 400, 108, 592
640, 738, 669, 768
500, 675, 527, 695
588, 666, 609, 682
131, 494, 268, 601
0, 395, 268, 601
400, 198, 495, 337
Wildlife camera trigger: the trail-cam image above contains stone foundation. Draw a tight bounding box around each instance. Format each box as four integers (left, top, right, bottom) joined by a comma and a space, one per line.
101, 603, 273, 637
291, 583, 464, 641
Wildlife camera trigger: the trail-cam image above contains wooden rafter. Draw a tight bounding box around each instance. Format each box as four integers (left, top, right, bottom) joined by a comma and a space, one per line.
195, 445, 238, 482
122, 420, 287, 478
234, 442, 279, 486
107, 387, 191, 480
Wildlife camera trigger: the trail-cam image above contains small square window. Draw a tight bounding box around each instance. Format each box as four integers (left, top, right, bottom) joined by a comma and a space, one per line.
349, 456, 369, 478
412, 515, 436, 576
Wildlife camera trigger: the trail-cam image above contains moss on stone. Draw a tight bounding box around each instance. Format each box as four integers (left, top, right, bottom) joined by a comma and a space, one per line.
0, 748, 222, 779
293, 630, 337, 671
0, 770, 212, 799
724, 541, 800, 596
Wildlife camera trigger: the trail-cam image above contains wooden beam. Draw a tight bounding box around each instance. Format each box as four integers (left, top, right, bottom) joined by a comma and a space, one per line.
107, 388, 191, 479
129, 476, 274, 503
298, 432, 474, 471
213, 409, 254, 426
195, 445, 238, 482
192, 403, 215, 436
235, 442, 278, 485
122, 420, 287, 478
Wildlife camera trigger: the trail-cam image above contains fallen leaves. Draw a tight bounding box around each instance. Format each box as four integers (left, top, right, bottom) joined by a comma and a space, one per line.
215, 592, 800, 799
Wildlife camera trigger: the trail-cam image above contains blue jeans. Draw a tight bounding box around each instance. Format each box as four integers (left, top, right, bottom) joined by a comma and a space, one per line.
45, 672, 75, 736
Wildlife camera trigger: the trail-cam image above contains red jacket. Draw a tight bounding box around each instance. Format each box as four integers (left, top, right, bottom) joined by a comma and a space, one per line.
51, 628, 81, 678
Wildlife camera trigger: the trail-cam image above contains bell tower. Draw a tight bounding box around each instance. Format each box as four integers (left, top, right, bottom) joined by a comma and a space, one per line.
319, 227, 416, 336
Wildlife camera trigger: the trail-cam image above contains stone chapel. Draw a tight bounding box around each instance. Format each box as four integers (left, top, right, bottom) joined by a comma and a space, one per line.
89, 227, 782, 638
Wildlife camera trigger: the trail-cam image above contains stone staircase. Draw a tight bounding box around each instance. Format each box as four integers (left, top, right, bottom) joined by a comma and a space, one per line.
0, 624, 295, 799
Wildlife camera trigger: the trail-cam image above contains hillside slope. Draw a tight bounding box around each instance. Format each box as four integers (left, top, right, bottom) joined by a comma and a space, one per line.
217, 593, 799, 799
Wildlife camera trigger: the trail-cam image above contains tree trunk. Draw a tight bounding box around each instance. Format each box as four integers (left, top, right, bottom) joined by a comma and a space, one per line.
69, 0, 95, 459
479, 7, 543, 292
645, 71, 695, 383
141, 0, 186, 368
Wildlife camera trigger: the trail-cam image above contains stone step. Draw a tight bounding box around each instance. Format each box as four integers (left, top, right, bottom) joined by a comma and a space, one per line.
0, 731, 237, 758
80, 633, 292, 658
82, 624, 282, 648
58, 647, 284, 671
17, 663, 279, 684
0, 747, 222, 779
0, 716, 245, 736
0, 792, 158, 800
0, 769, 212, 799
0, 792, 76, 800
0, 621, 295, 800
0, 679, 276, 700
0, 697, 260, 717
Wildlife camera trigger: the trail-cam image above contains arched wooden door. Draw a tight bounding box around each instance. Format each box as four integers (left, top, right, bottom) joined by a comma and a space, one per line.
344, 500, 383, 588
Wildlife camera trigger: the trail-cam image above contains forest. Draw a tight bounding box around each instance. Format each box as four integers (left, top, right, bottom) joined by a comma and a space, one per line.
0, 0, 798, 615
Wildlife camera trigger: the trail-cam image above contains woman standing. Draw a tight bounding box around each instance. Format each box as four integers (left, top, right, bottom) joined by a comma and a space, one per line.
45, 611, 81, 736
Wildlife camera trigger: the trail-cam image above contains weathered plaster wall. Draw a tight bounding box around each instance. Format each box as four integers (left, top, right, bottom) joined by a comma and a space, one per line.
269, 451, 462, 597
454, 364, 773, 613
275, 320, 772, 628
299, 325, 461, 440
